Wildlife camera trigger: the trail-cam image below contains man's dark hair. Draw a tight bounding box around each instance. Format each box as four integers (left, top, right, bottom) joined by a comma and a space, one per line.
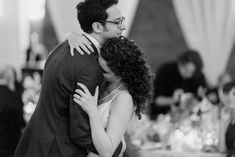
178, 50, 204, 71
76, 0, 118, 33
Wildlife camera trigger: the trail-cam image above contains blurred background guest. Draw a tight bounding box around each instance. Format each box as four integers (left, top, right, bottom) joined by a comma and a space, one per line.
0, 64, 26, 157
25, 32, 48, 69
217, 81, 235, 157
149, 50, 207, 120
206, 71, 233, 106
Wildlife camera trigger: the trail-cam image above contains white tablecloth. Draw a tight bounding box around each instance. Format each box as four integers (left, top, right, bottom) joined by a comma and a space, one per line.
138, 149, 224, 157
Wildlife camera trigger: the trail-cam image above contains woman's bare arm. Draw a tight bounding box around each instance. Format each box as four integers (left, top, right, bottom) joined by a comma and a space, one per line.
89, 92, 134, 157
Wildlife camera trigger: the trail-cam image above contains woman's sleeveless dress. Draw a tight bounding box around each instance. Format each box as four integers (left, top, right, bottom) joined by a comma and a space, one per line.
97, 90, 128, 157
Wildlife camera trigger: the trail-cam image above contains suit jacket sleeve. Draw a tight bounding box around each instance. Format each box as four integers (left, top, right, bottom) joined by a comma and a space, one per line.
69, 62, 101, 152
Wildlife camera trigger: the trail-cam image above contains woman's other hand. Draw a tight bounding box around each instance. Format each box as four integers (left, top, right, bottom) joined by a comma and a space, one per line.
66, 32, 94, 56
73, 83, 99, 117
87, 152, 100, 157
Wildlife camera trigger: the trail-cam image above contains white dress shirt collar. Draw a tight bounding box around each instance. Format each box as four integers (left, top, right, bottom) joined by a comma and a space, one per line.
84, 33, 101, 54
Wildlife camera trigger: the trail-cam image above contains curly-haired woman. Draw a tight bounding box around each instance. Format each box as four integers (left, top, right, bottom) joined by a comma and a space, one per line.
73, 36, 152, 157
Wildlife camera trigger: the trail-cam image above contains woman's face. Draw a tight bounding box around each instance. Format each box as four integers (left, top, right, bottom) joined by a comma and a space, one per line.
221, 87, 235, 109
98, 56, 120, 82
178, 62, 196, 79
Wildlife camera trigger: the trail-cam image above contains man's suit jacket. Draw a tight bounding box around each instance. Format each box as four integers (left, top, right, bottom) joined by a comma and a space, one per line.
14, 40, 103, 157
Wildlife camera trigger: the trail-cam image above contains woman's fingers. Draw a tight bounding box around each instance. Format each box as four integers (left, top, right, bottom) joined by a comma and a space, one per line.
81, 36, 94, 53
73, 97, 82, 106
74, 37, 93, 55
66, 32, 94, 55
73, 95, 87, 109
77, 83, 91, 95
73, 93, 88, 103
73, 98, 86, 111
94, 86, 99, 99
87, 152, 100, 157
74, 44, 84, 55
83, 41, 94, 53
73, 93, 81, 100
75, 89, 86, 97
69, 45, 75, 56
78, 44, 90, 55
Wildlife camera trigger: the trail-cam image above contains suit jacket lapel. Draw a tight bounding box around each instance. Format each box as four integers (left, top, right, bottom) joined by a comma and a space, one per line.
82, 34, 106, 100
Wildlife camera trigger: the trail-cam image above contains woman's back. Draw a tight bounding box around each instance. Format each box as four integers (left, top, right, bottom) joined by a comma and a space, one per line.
98, 90, 129, 157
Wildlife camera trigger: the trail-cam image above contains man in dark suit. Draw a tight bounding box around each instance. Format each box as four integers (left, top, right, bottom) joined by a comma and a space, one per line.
14, 0, 125, 157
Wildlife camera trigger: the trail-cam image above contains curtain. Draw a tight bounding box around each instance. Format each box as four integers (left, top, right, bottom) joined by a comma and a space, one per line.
173, 0, 235, 86
0, 0, 29, 78
47, 0, 139, 41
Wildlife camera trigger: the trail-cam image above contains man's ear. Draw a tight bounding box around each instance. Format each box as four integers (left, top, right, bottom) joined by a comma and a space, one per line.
92, 22, 104, 34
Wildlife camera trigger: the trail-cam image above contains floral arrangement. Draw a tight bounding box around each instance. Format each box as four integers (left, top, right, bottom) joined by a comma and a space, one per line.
128, 96, 220, 152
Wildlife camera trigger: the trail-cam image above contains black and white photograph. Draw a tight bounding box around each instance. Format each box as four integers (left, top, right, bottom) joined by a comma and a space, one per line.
0, 0, 235, 157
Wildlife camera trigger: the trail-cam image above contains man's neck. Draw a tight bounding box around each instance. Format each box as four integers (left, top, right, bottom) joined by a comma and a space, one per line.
89, 33, 105, 46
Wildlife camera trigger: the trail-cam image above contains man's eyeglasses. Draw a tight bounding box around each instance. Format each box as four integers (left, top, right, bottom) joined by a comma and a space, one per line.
103, 17, 125, 28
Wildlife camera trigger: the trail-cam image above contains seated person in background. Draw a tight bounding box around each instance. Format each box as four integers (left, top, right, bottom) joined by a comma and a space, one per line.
218, 81, 235, 157
149, 50, 207, 120
0, 64, 26, 157
206, 71, 233, 105
25, 32, 48, 69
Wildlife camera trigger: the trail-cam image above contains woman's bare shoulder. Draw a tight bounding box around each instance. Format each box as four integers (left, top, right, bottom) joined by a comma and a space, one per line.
110, 91, 134, 113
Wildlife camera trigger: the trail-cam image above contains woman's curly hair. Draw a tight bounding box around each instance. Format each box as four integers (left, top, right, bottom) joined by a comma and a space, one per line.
100, 36, 153, 119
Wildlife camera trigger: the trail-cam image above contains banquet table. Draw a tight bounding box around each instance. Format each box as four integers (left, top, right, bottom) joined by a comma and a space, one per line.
137, 149, 224, 157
